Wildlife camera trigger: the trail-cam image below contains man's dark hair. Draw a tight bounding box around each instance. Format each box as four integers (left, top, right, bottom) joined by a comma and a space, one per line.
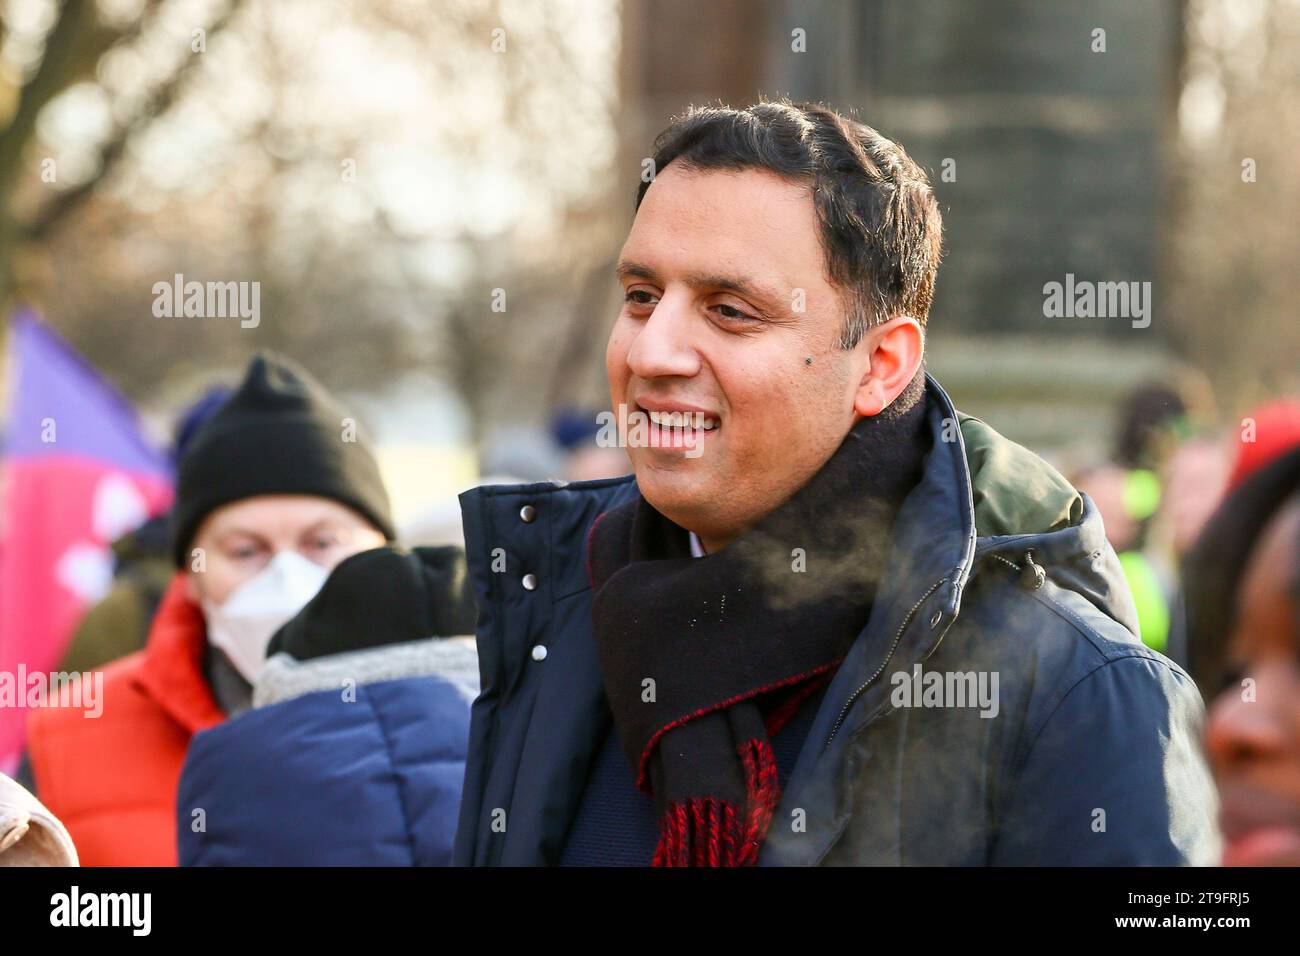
636, 99, 943, 349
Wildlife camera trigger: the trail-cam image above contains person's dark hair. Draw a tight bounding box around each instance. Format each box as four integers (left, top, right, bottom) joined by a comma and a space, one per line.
636, 99, 943, 349
1181, 445, 1300, 694
1114, 382, 1189, 470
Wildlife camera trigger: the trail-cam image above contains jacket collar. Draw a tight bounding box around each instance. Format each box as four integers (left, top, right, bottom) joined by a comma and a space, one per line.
131, 573, 226, 735
759, 374, 979, 863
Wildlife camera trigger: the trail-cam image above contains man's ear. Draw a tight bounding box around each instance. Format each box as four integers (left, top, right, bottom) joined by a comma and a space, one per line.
853, 316, 924, 417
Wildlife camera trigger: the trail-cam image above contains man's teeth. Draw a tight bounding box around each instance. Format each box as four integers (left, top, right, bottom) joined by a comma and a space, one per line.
647, 409, 718, 430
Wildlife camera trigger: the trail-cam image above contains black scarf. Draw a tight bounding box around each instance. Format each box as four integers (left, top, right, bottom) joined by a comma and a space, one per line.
588, 387, 929, 866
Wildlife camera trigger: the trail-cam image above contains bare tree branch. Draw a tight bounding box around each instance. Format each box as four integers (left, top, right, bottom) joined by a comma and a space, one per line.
22, 0, 243, 242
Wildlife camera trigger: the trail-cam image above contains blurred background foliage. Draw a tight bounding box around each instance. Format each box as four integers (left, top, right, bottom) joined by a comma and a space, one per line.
0, 0, 1296, 483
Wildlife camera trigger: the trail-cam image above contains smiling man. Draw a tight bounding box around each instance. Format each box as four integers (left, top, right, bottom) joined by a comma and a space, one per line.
453, 101, 1218, 866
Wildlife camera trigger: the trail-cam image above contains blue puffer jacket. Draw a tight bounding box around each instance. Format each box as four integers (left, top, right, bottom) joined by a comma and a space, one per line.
177, 639, 477, 866
452, 376, 1221, 866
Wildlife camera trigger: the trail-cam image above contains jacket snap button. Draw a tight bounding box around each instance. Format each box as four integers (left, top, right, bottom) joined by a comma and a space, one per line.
520, 505, 536, 523
531, 645, 547, 661
522, 573, 539, 591
929, 611, 942, 628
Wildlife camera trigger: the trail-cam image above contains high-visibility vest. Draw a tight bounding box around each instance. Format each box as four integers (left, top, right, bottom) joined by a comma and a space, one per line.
1118, 550, 1171, 653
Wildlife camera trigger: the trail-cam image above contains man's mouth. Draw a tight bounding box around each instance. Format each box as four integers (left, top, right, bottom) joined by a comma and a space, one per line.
634, 401, 720, 451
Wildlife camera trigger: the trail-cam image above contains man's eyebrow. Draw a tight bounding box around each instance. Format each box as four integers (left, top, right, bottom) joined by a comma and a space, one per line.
616, 260, 782, 305
616, 260, 659, 282
686, 272, 779, 303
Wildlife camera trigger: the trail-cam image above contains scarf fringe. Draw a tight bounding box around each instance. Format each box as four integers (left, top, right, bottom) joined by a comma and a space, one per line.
652, 738, 780, 867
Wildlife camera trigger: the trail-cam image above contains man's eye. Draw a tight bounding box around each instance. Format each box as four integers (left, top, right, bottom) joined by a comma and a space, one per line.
712, 303, 757, 322
624, 290, 658, 308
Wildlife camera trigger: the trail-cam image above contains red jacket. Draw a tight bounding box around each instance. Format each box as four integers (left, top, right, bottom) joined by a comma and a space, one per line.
27, 574, 225, 866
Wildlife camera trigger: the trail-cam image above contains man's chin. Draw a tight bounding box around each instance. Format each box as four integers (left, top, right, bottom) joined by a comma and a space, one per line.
633, 465, 717, 528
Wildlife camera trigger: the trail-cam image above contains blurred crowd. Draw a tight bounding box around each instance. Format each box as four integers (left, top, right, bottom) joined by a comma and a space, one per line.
1069, 383, 1300, 866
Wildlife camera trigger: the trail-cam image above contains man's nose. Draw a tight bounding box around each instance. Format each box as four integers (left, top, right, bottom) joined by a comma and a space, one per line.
625, 291, 701, 381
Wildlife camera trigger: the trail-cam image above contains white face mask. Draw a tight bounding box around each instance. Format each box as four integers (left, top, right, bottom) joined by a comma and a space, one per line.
201, 550, 330, 684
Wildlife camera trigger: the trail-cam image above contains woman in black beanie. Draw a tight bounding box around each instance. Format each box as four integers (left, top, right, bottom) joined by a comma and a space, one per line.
25, 352, 394, 867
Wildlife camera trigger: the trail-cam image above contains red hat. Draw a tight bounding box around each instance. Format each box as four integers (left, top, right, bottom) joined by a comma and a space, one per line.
1227, 398, 1300, 492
